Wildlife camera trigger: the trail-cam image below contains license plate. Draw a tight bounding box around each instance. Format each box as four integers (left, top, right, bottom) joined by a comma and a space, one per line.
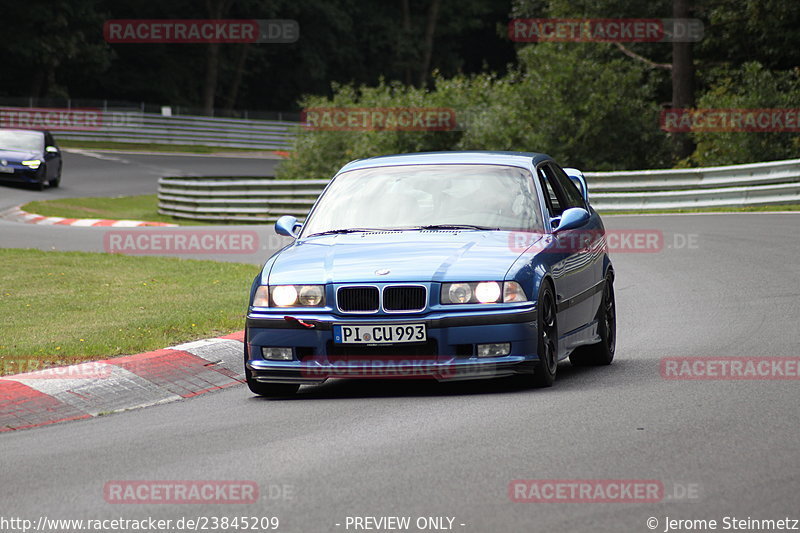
0, 167, 13, 173
334, 324, 426, 344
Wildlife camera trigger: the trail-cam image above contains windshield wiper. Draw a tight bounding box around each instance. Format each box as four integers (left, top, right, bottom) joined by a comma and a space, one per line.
305, 227, 402, 237
415, 224, 498, 231
307, 225, 498, 237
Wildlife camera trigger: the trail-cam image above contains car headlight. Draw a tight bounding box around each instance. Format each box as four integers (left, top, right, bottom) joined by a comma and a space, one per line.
475, 281, 501, 303
447, 283, 472, 304
441, 281, 528, 304
298, 285, 324, 306
252, 285, 326, 308
21, 160, 41, 169
271, 285, 298, 306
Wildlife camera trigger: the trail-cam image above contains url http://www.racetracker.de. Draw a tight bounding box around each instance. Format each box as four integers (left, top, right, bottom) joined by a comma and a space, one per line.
0, 515, 281, 532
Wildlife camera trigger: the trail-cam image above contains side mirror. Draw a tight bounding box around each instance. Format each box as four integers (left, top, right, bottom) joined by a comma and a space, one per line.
553, 207, 590, 232
563, 167, 589, 204
45, 146, 59, 153
275, 215, 302, 237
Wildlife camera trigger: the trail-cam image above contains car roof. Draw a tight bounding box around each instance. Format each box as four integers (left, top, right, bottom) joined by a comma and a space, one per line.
0, 128, 46, 136
337, 151, 553, 173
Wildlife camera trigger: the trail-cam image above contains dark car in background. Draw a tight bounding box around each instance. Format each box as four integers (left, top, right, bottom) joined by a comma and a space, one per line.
0, 129, 62, 190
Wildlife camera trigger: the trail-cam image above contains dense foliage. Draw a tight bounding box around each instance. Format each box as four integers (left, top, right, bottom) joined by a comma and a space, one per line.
2, 0, 799, 170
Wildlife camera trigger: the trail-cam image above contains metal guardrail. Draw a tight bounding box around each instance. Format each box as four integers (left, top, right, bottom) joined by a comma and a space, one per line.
158, 159, 800, 222
158, 176, 326, 222
58, 112, 299, 150
1, 107, 299, 150
586, 158, 800, 210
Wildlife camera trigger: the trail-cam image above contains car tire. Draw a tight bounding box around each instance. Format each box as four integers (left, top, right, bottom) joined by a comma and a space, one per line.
49, 169, 61, 188
530, 282, 558, 388
33, 164, 48, 190
569, 273, 616, 366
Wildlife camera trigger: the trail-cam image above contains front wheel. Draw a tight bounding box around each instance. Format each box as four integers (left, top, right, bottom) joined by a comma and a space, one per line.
569, 273, 616, 366
530, 283, 558, 388
50, 162, 62, 188
33, 164, 48, 190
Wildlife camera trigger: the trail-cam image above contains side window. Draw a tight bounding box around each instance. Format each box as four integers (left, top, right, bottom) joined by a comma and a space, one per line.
549, 164, 585, 209
537, 165, 566, 218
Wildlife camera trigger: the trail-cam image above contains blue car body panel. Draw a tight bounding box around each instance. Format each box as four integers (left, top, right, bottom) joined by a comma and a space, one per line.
245, 151, 613, 384
265, 231, 533, 285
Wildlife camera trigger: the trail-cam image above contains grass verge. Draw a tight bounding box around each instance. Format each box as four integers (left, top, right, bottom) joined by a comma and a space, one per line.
58, 139, 277, 155
0, 249, 259, 375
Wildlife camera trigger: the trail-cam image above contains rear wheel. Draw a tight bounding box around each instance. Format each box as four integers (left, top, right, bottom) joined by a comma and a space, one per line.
530, 283, 558, 388
569, 273, 616, 366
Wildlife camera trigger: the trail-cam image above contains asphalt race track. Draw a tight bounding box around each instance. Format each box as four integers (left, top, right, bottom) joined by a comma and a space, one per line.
0, 149, 280, 211
0, 149, 285, 263
1, 152, 799, 532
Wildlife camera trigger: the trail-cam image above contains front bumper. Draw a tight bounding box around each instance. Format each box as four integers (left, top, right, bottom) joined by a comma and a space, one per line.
0, 166, 44, 184
245, 306, 539, 384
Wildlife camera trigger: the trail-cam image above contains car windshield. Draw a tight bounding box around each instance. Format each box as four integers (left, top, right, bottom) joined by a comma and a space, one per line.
0, 130, 44, 152
301, 164, 543, 236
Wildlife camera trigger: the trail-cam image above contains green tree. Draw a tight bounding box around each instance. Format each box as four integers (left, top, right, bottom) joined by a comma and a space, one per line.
457, 43, 670, 170
0, 0, 111, 100
687, 62, 800, 166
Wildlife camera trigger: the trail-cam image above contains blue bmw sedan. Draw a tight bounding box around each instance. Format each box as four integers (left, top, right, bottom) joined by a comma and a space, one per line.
245, 151, 615, 396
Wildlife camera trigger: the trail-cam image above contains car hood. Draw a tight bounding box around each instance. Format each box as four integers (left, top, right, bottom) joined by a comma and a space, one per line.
267, 230, 543, 284
0, 149, 39, 162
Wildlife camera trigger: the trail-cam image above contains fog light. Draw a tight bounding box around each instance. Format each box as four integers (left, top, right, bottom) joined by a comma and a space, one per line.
477, 343, 510, 357
262, 347, 293, 361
